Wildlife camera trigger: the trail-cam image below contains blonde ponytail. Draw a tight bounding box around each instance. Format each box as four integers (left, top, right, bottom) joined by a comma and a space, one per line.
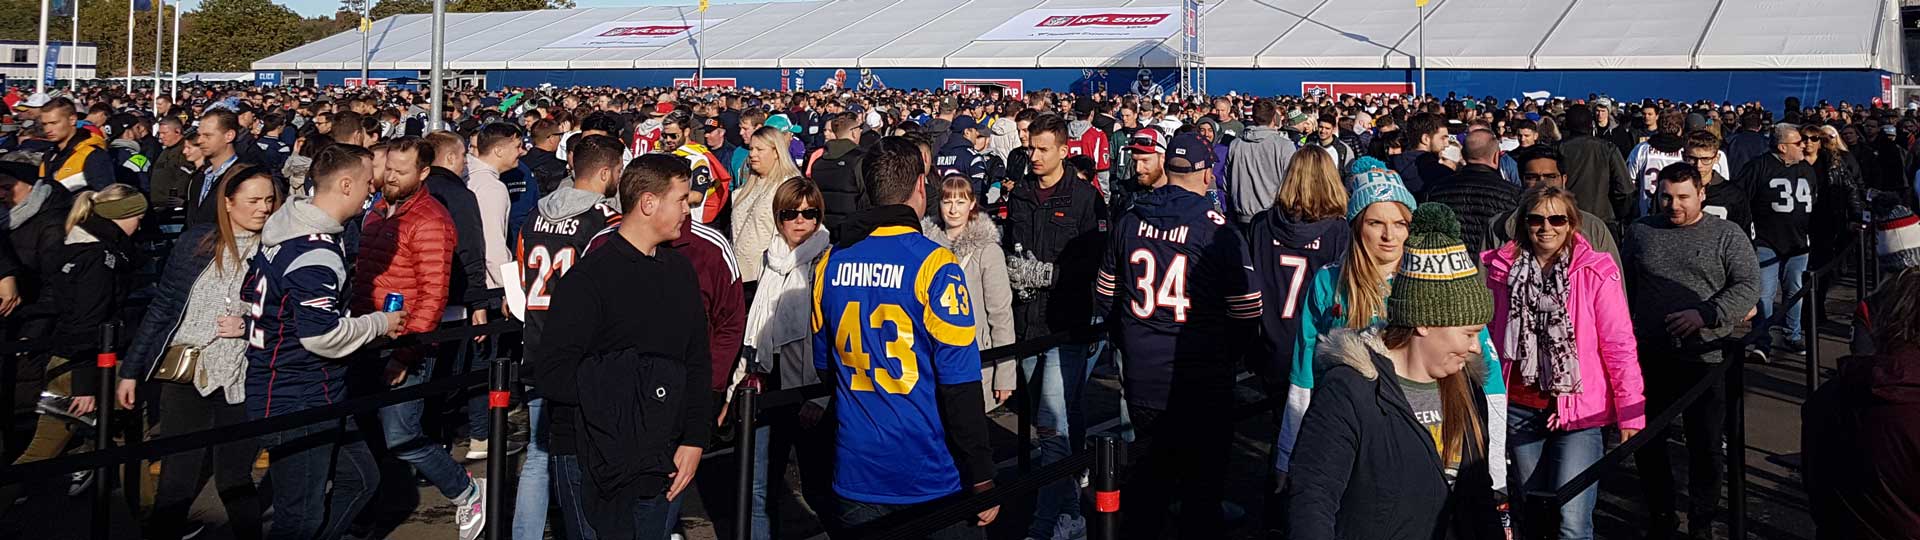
64, 184, 144, 233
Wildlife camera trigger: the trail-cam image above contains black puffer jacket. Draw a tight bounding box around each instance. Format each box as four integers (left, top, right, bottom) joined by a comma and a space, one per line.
1287, 328, 1502, 540
808, 139, 867, 231
1422, 164, 1521, 257
46, 216, 140, 395
1002, 161, 1106, 339
425, 166, 491, 311
0, 181, 76, 342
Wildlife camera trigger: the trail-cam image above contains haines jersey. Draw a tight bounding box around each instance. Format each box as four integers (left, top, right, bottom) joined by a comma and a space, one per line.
1095, 186, 1261, 409
811, 225, 982, 504
516, 192, 622, 357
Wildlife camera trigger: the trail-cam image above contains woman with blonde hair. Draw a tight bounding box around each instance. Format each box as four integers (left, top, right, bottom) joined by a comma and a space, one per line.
0, 183, 147, 516
1482, 186, 1643, 540
731, 125, 805, 291
1806, 123, 1867, 275
1288, 202, 1504, 539
1249, 147, 1348, 395
119, 168, 281, 540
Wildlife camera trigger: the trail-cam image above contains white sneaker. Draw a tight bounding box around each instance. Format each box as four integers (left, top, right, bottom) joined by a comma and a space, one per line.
455, 477, 487, 540
465, 439, 489, 460
1051, 514, 1087, 540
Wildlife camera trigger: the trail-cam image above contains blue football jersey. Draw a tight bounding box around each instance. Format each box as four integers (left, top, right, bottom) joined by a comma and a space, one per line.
812, 225, 981, 504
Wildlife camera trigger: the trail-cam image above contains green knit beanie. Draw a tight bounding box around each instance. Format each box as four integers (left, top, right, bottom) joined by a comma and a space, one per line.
1387, 203, 1493, 328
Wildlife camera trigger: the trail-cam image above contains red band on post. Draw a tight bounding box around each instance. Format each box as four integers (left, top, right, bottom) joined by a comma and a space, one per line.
96, 352, 118, 369
1094, 490, 1120, 513
489, 390, 511, 409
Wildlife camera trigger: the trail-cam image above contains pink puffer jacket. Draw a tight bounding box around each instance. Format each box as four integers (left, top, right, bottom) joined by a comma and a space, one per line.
1483, 234, 1647, 431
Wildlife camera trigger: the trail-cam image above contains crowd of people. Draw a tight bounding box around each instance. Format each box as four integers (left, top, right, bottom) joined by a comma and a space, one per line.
0, 80, 1917, 540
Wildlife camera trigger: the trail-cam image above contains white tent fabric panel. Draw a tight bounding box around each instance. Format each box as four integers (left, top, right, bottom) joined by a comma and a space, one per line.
1531, 0, 1717, 69
564, 8, 708, 69
410, 10, 578, 70
297, 15, 434, 70
1387, 0, 1571, 69
1139, 0, 1308, 69
380, 12, 517, 70
945, 0, 1120, 68
501, 8, 665, 68
1694, 0, 1879, 69
1036, 0, 1184, 68
783, 0, 975, 68
705, 0, 902, 68
254, 19, 378, 70
633, 3, 810, 69
859, 0, 1043, 68
1257, 0, 1433, 68
447, 9, 620, 69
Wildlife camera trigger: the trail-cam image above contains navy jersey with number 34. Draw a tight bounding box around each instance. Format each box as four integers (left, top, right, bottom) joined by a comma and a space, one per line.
1096, 185, 1261, 409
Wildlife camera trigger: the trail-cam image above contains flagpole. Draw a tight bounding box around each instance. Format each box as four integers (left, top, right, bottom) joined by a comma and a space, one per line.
36, 0, 48, 94
169, 0, 178, 99
429, 0, 445, 131
153, 0, 163, 104
70, 0, 78, 91
125, 0, 134, 90
1417, 1, 1426, 97
360, 1, 369, 86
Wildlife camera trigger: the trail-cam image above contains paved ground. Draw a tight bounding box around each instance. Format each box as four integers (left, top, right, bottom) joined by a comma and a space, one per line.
4, 273, 1860, 540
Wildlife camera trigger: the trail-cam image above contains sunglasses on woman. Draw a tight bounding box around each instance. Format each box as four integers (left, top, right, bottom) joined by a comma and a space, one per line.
1525, 213, 1570, 227
779, 208, 821, 222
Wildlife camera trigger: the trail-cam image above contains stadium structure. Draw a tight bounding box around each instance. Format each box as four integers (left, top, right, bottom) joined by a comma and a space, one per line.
253, 0, 1905, 104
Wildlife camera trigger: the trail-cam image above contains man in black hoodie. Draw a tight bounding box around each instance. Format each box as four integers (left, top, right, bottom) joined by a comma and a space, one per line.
1424, 130, 1520, 256
809, 112, 868, 231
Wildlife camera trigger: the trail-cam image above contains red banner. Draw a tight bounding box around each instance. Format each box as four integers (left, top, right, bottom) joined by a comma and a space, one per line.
1037, 13, 1170, 27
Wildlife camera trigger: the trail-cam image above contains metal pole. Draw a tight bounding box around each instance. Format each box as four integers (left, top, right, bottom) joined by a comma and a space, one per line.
732, 385, 758, 540
1803, 270, 1821, 392
360, 1, 369, 88
1417, 2, 1426, 97
124, 0, 133, 90
36, 0, 49, 94
429, 0, 445, 132
1727, 344, 1748, 540
485, 356, 510, 540
70, 2, 78, 91
152, 0, 161, 103
92, 322, 119, 540
168, 0, 177, 99
695, 9, 705, 85
1090, 434, 1120, 540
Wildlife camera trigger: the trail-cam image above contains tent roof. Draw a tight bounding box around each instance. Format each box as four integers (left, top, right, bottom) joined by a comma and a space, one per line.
255, 0, 1902, 73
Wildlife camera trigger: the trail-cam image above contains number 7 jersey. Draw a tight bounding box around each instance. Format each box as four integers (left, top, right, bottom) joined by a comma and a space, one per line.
1095, 185, 1261, 410
811, 225, 982, 504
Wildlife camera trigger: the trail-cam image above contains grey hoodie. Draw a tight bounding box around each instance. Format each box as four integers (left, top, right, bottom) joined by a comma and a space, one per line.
261, 199, 389, 359
1226, 125, 1298, 225
536, 185, 615, 222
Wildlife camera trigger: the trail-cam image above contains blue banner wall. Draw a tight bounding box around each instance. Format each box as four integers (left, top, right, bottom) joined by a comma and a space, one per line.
472, 67, 1884, 105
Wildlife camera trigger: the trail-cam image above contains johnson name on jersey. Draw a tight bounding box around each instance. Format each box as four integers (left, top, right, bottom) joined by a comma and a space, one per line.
811, 225, 981, 504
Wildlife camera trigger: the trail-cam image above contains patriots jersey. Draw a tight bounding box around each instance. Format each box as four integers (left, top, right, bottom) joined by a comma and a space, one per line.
811, 225, 981, 504
242, 231, 353, 419
516, 196, 621, 357
1095, 186, 1261, 409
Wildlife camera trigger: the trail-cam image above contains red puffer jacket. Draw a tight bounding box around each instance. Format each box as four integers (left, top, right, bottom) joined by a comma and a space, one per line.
353, 183, 456, 335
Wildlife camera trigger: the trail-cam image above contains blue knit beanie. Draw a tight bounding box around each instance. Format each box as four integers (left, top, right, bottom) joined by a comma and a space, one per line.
1347, 155, 1388, 178
1346, 170, 1418, 221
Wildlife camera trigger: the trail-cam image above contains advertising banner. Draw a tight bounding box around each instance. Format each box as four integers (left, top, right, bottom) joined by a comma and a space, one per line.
42, 43, 61, 89
543, 19, 722, 49
1301, 81, 1416, 97
674, 77, 737, 88
255, 71, 281, 86
975, 8, 1180, 41
945, 78, 1024, 98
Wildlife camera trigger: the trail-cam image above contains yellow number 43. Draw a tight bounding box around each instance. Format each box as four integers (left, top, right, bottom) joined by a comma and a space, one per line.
835, 301, 921, 394
939, 283, 971, 317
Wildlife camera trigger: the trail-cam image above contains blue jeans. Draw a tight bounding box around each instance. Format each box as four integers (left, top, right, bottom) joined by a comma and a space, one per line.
592, 493, 672, 540
747, 423, 772, 540
838, 496, 983, 540
442, 339, 493, 440
514, 398, 551, 540
1021, 343, 1093, 538
377, 356, 475, 500
550, 454, 599, 540
1509, 405, 1605, 540
1754, 246, 1809, 348
260, 417, 379, 540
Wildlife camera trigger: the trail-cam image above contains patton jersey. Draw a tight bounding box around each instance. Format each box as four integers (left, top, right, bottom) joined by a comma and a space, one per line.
516, 196, 622, 356
242, 231, 352, 419
1095, 186, 1262, 409
812, 226, 981, 504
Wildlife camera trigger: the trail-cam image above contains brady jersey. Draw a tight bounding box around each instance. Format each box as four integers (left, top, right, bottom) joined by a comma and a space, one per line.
1095, 186, 1261, 409
516, 195, 621, 356
242, 231, 353, 419
811, 225, 981, 504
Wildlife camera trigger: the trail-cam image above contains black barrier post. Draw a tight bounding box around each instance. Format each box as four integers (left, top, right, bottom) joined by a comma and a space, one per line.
1090, 434, 1119, 540
92, 322, 118, 540
733, 385, 757, 540
1803, 269, 1821, 392
1859, 226, 1873, 293
485, 356, 510, 540
1728, 344, 1748, 540
1016, 356, 1032, 474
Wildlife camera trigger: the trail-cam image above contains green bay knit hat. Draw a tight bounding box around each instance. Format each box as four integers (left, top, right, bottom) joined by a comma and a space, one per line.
1387, 203, 1494, 328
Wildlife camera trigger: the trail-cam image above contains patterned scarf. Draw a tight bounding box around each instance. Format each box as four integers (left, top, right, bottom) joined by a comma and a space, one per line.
1505, 252, 1582, 396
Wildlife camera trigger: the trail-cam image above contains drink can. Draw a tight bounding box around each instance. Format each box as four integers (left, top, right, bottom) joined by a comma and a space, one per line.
383, 293, 405, 313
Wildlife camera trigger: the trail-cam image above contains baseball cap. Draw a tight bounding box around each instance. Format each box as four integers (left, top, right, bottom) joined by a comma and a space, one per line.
1165, 133, 1213, 174
1285, 109, 1312, 126
15, 92, 50, 110
765, 113, 803, 134
103, 113, 140, 140
1073, 97, 1097, 116
950, 115, 979, 133
1592, 97, 1615, 109
1127, 127, 1167, 154
650, 102, 675, 117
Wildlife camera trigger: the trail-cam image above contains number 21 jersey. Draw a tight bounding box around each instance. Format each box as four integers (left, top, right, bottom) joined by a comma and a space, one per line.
516, 191, 622, 356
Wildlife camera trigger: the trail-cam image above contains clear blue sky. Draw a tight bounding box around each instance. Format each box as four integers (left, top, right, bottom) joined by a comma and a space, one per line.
245, 0, 769, 18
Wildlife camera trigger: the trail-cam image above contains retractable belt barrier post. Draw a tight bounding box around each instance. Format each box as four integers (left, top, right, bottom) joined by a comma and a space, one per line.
733, 385, 758, 540
92, 321, 119, 540
486, 356, 511, 540
1803, 269, 1821, 391
1089, 434, 1120, 540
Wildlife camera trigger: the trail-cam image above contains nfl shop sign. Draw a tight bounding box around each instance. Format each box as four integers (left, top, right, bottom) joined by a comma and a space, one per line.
1301, 81, 1417, 97
344, 78, 386, 88
945, 79, 1024, 98
543, 19, 724, 48
976, 7, 1181, 41
674, 77, 737, 88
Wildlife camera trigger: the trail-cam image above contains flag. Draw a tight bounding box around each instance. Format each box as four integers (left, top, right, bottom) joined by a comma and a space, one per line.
698, 0, 709, 12
134, 0, 151, 11
1415, 0, 1429, 6
360, 17, 372, 33
52, 0, 72, 18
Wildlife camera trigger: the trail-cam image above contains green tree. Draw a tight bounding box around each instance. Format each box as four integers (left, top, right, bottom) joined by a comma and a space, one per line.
179, 0, 310, 72
452, 0, 574, 12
